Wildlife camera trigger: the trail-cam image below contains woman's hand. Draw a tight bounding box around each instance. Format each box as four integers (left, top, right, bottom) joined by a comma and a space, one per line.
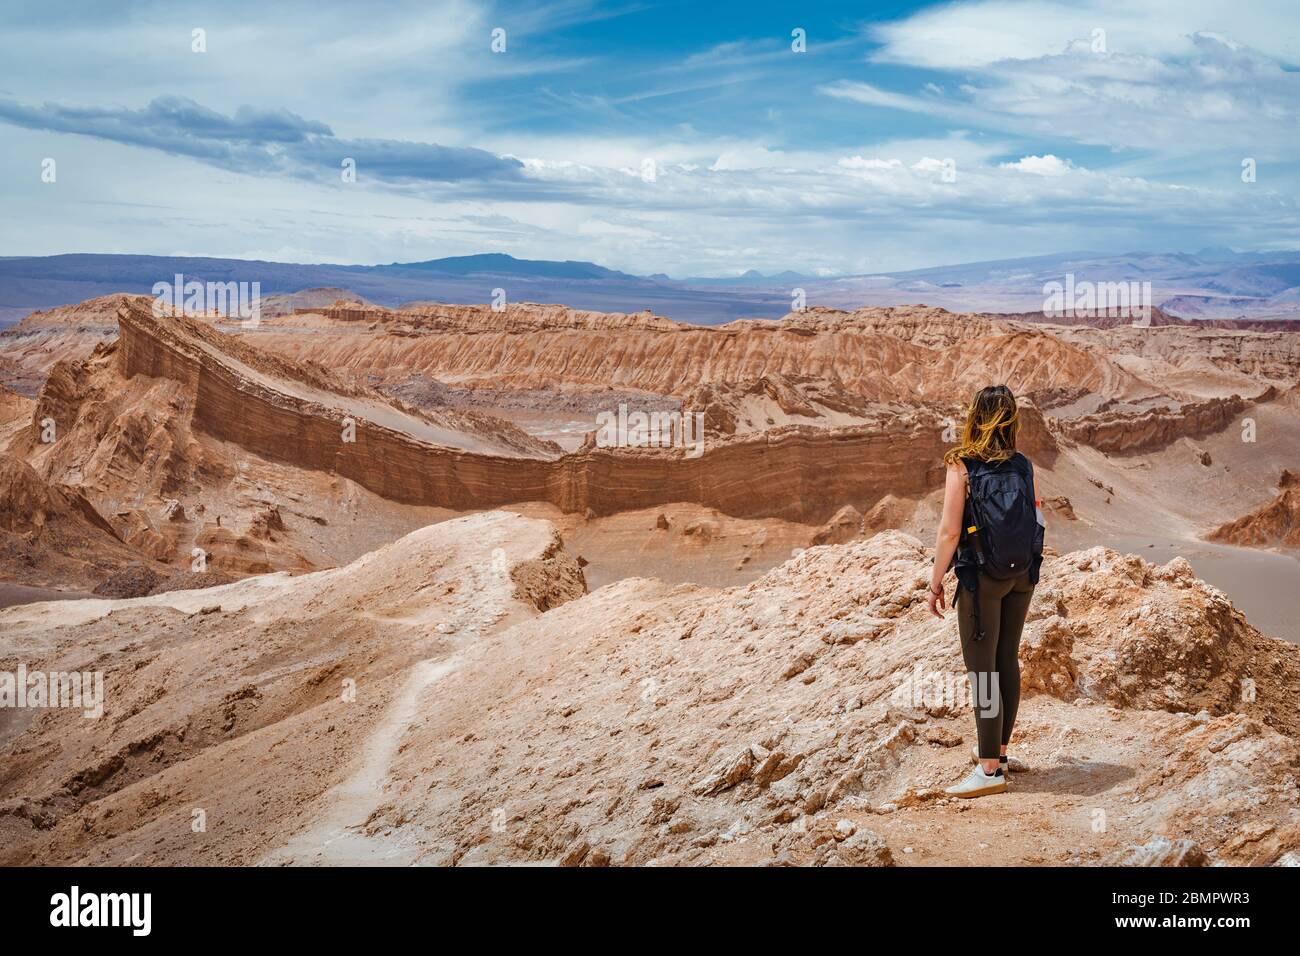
927, 583, 946, 619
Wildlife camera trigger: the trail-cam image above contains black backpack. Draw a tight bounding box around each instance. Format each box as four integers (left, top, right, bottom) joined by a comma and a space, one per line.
960, 454, 1043, 581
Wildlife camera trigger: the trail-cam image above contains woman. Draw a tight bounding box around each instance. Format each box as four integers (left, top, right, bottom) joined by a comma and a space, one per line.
927, 385, 1044, 799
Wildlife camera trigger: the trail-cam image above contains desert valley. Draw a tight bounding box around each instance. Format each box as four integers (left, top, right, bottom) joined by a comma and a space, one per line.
0, 288, 1297, 866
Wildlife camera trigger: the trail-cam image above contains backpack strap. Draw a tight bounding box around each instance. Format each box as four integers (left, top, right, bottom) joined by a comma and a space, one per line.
960, 457, 988, 642
960, 457, 987, 566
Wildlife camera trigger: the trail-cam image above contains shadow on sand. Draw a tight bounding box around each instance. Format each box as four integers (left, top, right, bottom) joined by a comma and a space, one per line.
1009, 759, 1135, 797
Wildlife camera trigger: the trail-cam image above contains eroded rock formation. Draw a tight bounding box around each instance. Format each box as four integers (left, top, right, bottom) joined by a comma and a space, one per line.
1208, 470, 1300, 549
0, 513, 586, 865
1052, 394, 1255, 455
13, 302, 966, 529
260, 302, 1149, 404
0, 452, 154, 588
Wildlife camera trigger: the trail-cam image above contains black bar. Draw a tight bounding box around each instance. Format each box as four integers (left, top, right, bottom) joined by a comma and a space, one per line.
2, 865, 1280, 940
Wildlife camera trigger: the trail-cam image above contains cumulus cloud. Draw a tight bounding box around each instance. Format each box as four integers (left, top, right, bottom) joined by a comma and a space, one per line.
1001, 155, 1074, 175
869, 0, 1300, 69
910, 157, 954, 174
515, 141, 1290, 238
855, 7, 1300, 157
838, 157, 903, 170
964, 33, 1300, 153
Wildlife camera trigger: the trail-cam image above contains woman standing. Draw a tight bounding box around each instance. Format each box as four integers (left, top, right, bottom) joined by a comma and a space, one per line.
926, 385, 1044, 799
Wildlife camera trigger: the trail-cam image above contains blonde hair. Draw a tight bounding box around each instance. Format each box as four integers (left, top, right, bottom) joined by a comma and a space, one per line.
943, 385, 1020, 465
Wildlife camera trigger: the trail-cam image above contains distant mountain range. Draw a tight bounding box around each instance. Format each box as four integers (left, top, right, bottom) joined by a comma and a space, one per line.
0, 253, 789, 327
376, 252, 636, 281
2, 249, 1298, 327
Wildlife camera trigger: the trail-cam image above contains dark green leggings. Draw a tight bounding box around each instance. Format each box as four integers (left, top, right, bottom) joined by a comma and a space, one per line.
957, 571, 1035, 760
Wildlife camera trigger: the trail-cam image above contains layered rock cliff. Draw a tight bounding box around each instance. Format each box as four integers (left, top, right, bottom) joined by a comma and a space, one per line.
14, 302, 988, 527
258, 302, 1146, 404
1052, 394, 1256, 455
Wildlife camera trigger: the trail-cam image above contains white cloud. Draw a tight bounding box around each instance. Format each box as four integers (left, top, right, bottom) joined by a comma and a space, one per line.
0, 1, 488, 142
870, 0, 1300, 69
819, 81, 937, 113
1001, 154, 1074, 175
3, 0, 1297, 276
832, 30, 1300, 161
910, 157, 953, 174
710, 147, 790, 171
838, 157, 902, 170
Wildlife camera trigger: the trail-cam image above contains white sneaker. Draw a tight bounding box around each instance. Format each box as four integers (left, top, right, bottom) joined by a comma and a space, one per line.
971, 746, 1010, 776
945, 763, 1007, 799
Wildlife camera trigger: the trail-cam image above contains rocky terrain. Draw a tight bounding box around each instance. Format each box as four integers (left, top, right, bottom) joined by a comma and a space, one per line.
1209, 470, 1300, 549
1052, 393, 1263, 456
0, 293, 1296, 613
0, 452, 157, 590
255, 302, 1134, 402
0, 299, 1040, 587
0, 383, 33, 445
248, 300, 1300, 403
0, 294, 125, 396
0, 513, 585, 864
2, 299, 574, 585
1, 516, 1296, 866
0, 289, 1296, 867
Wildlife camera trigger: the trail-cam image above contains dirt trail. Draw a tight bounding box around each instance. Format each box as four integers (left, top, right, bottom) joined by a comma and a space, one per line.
0, 513, 589, 867
258, 514, 552, 866
261, 657, 459, 866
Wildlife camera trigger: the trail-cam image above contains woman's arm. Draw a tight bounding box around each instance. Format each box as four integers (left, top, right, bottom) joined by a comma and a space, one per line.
927, 461, 966, 618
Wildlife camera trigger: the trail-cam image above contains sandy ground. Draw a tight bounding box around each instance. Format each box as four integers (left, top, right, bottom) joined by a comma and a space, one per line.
474, 407, 597, 452
0, 583, 97, 610
1109, 538, 1300, 644
0, 513, 586, 866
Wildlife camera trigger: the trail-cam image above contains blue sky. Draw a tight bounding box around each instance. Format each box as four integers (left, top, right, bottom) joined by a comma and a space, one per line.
1, 0, 1298, 275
